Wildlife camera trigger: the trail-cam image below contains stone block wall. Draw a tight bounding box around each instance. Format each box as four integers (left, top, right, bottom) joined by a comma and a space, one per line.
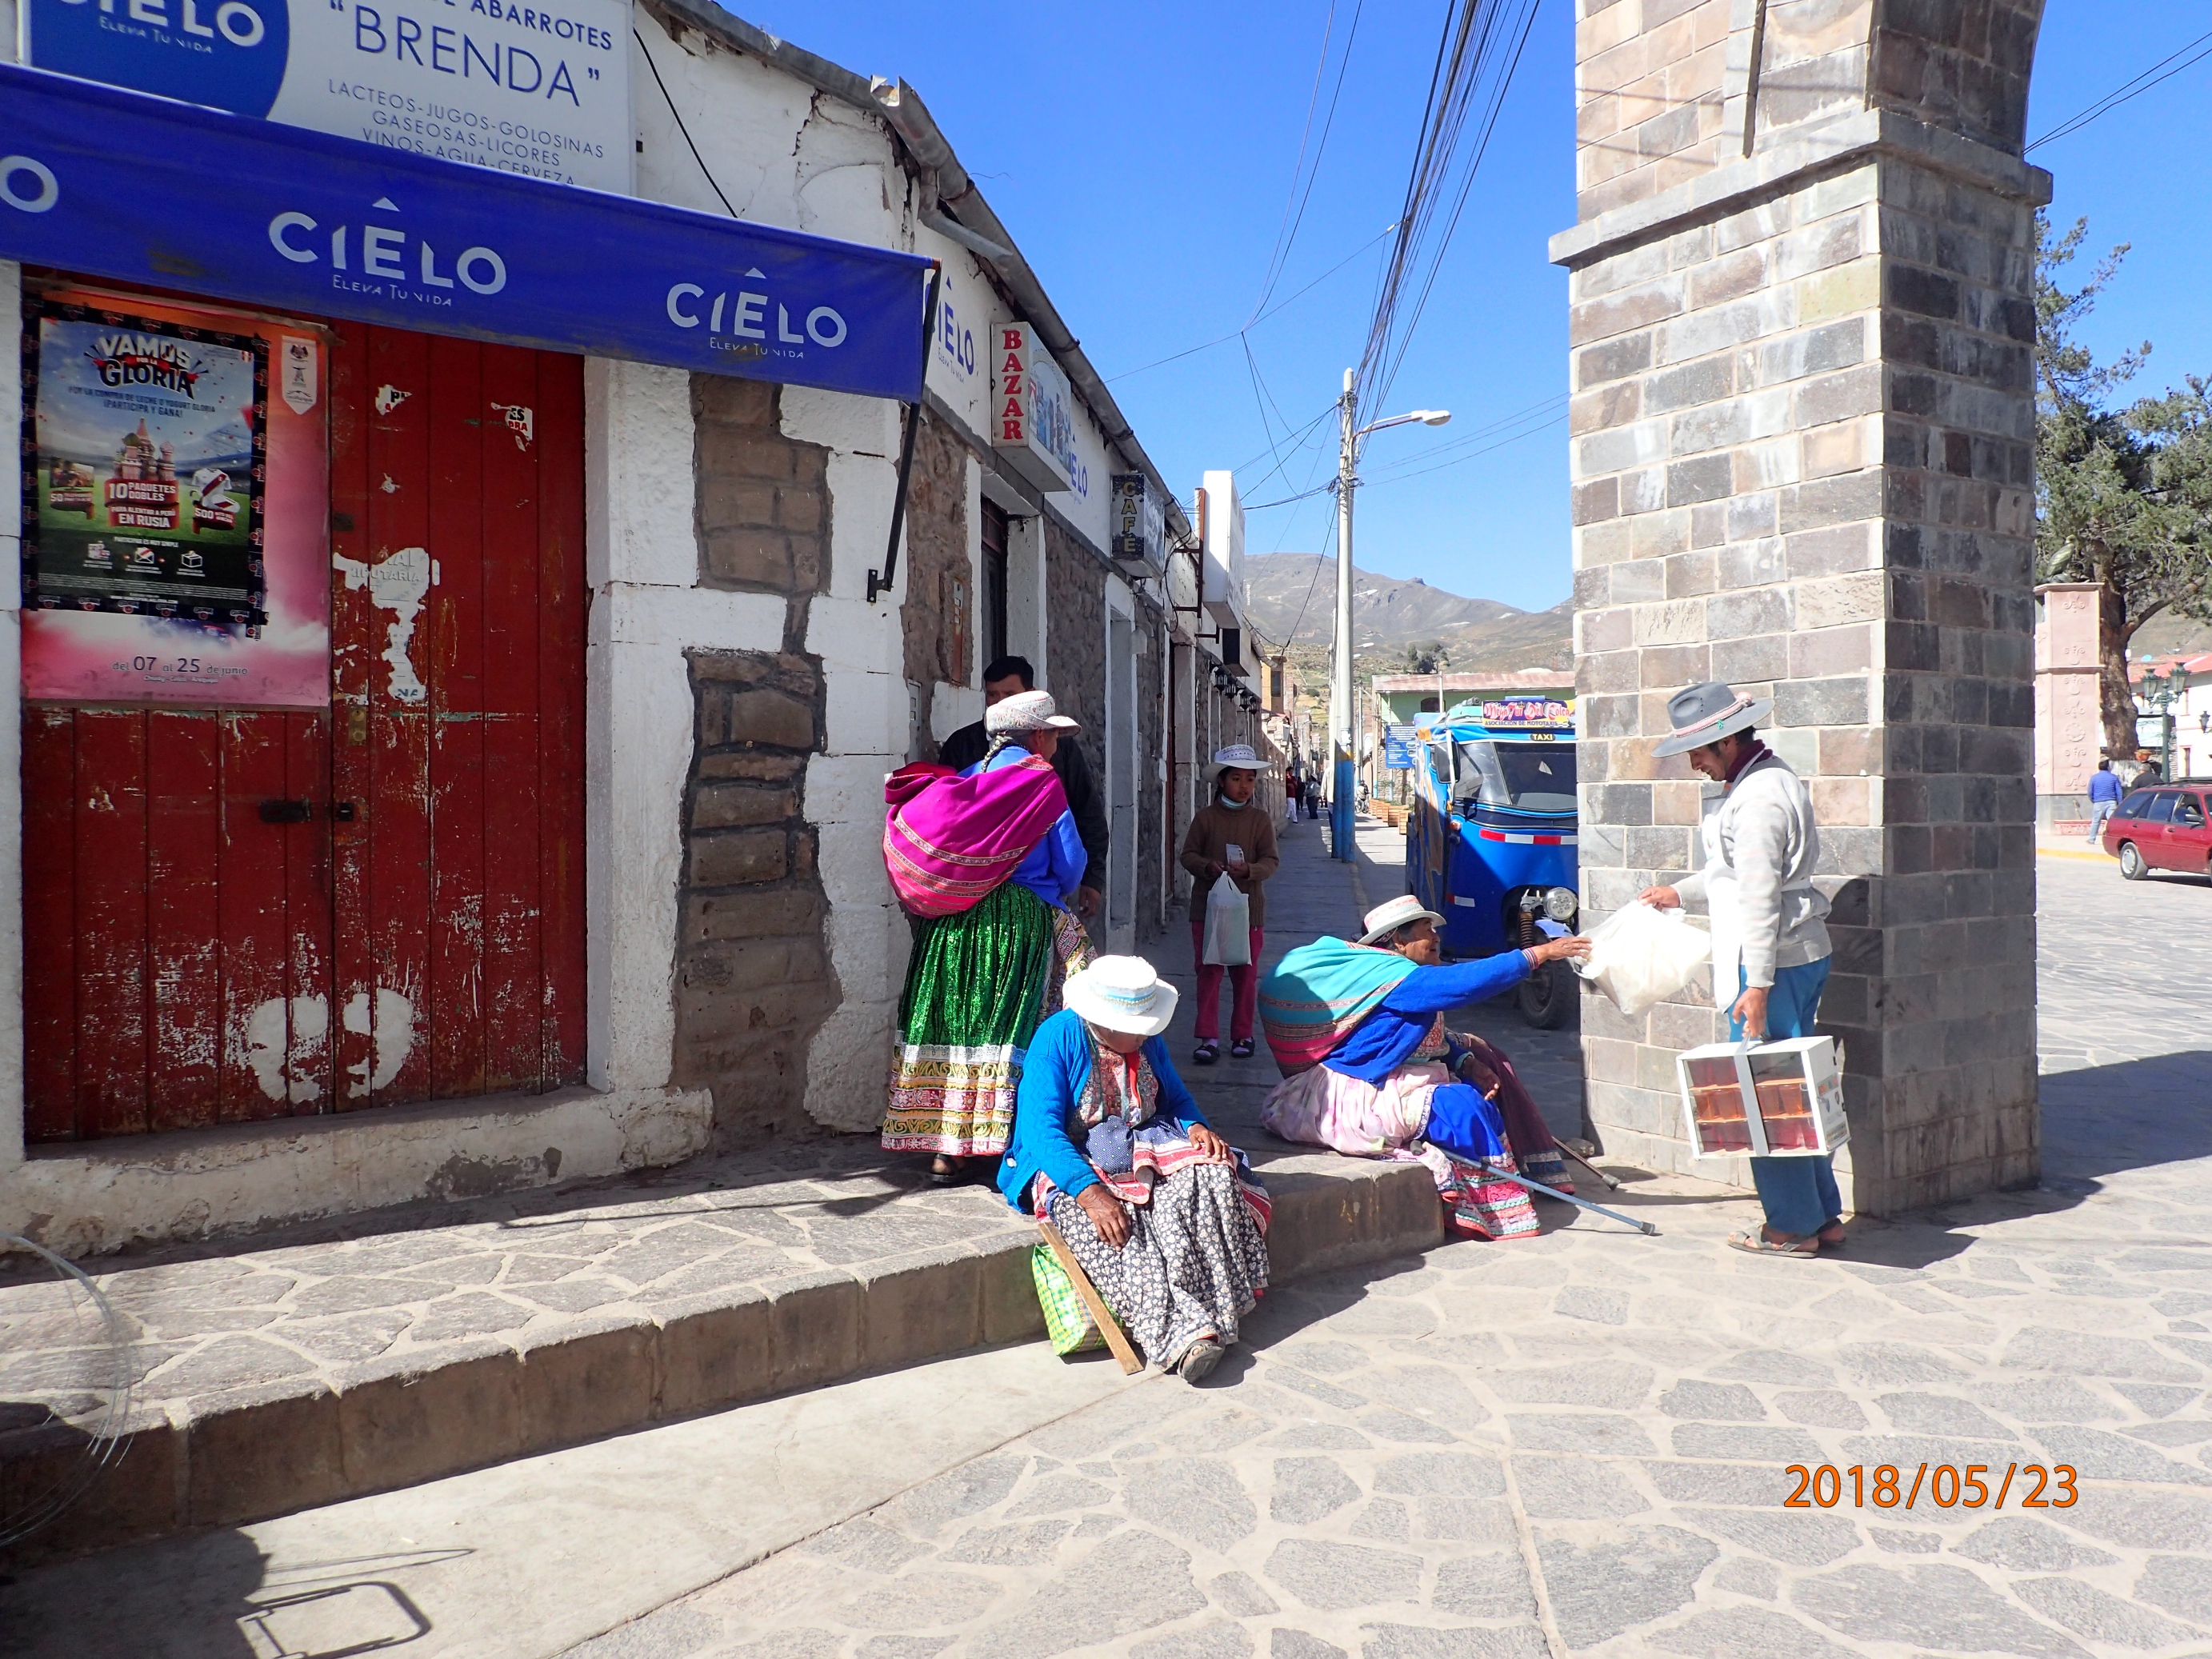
681, 377, 840, 1145
673, 650, 837, 1146
1561, 0, 2047, 1215
695, 377, 828, 641
899, 414, 974, 754
1045, 518, 1108, 757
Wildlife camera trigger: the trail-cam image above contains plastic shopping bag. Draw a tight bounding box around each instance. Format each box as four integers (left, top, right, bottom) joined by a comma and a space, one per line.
1574, 902, 1710, 1016
1031, 1244, 1104, 1355
1202, 880, 1252, 966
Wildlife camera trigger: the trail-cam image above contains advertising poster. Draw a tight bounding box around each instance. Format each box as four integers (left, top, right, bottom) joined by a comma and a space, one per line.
23, 0, 634, 195
21, 290, 330, 706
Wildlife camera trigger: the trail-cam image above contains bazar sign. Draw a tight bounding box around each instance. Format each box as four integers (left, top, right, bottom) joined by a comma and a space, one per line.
990, 319, 1076, 495
23, 0, 633, 194
0, 65, 931, 402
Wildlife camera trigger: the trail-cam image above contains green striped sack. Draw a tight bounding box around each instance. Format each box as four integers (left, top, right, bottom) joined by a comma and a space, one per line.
1031, 1243, 1104, 1356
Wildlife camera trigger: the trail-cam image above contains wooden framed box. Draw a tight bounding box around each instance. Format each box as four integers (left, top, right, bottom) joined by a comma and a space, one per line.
1676, 1037, 1848, 1158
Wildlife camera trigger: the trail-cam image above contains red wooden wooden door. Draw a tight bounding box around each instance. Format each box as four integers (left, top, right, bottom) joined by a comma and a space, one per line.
22, 320, 586, 1140
326, 325, 586, 1113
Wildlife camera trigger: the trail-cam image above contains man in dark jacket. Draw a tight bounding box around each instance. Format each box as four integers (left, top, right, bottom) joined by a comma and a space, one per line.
938, 655, 1106, 920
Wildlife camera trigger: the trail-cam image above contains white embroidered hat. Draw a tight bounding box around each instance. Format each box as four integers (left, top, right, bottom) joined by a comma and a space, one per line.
1212, 743, 1274, 770
985, 688, 1080, 734
1062, 955, 1180, 1037
1356, 893, 1447, 947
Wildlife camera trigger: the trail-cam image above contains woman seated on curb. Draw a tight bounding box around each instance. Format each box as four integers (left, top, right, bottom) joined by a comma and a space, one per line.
998, 957, 1271, 1383
1258, 896, 1589, 1241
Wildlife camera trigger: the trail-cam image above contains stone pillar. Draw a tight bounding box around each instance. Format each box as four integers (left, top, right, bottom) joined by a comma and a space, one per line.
2034, 582, 2103, 833
1554, 0, 2049, 1214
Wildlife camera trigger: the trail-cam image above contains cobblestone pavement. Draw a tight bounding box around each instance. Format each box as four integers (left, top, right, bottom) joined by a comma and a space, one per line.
552, 842, 2212, 1659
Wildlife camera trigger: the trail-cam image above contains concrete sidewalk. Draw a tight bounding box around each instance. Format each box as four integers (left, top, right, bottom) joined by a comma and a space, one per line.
0, 819, 1462, 1562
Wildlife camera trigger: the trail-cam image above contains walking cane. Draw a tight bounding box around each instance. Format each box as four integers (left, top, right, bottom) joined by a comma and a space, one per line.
1557, 1140, 1625, 1193
1471, 1158, 1658, 1237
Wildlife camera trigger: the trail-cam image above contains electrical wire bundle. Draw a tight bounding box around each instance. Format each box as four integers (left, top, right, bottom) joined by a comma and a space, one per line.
1358, 0, 1545, 420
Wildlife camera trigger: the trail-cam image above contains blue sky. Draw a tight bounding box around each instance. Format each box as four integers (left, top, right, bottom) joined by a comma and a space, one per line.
744, 1, 2212, 617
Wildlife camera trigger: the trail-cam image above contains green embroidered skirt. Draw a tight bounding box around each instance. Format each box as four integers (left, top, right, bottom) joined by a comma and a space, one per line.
883, 881, 1092, 1157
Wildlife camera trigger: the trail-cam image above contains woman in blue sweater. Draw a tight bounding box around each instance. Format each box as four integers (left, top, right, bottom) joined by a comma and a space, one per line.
999, 957, 1270, 1382
1259, 896, 1588, 1240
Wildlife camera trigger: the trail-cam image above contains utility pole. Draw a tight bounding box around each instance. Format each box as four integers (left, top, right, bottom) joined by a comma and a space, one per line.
1333, 368, 1358, 862
1329, 375, 1450, 864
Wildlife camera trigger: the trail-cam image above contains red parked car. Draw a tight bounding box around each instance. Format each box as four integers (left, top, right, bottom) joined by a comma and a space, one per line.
2102, 785, 2212, 881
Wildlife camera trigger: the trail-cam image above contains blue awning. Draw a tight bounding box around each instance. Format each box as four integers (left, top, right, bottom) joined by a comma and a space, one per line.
0, 64, 931, 401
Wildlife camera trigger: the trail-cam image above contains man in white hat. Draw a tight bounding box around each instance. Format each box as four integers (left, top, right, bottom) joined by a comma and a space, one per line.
1178, 744, 1282, 1064
1639, 679, 1841, 1257
998, 956, 1270, 1382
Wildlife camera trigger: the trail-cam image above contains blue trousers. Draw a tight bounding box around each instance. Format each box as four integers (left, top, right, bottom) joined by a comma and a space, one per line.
1730, 957, 1841, 1237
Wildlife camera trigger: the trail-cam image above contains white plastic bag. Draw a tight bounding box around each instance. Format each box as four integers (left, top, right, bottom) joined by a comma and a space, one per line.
1574, 902, 1710, 1016
1202, 880, 1252, 966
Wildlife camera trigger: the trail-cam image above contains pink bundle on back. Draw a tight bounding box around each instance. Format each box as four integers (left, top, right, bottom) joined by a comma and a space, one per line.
883, 755, 1068, 917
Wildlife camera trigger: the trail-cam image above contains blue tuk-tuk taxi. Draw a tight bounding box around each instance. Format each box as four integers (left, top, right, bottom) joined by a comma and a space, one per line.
1406, 697, 1580, 1027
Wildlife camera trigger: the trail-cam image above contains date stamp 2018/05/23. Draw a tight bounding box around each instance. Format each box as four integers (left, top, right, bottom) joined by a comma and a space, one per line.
1785, 1463, 2078, 1510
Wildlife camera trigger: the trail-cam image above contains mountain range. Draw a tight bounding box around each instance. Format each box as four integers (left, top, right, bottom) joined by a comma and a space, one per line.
1242, 554, 1571, 673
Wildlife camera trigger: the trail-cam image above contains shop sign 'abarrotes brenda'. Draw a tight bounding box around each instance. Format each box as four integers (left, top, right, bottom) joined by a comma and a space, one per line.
23, 0, 633, 194
0, 66, 931, 402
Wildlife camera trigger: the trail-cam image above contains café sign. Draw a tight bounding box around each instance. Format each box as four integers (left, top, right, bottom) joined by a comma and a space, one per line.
1110, 473, 1165, 571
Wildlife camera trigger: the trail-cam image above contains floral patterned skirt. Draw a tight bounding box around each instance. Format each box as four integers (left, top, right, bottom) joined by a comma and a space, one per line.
1046, 1161, 1270, 1369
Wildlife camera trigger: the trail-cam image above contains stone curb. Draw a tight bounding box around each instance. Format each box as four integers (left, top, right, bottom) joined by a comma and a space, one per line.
2, 1157, 1441, 1563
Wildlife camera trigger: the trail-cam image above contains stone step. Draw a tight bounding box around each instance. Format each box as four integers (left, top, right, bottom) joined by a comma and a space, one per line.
0, 1144, 1441, 1565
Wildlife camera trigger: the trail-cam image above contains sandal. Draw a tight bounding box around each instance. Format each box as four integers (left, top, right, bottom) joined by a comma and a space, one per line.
927, 1156, 969, 1188
1193, 1041, 1219, 1066
1728, 1228, 1818, 1257
1177, 1337, 1226, 1383
1230, 1038, 1255, 1060
1818, 1222, 1846, 1249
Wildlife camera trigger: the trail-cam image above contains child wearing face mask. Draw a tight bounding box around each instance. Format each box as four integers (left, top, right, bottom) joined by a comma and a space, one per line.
1178, 745, 1282, 1065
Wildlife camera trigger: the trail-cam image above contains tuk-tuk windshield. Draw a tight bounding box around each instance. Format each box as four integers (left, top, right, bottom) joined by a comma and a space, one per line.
1454, 740, 1577, 814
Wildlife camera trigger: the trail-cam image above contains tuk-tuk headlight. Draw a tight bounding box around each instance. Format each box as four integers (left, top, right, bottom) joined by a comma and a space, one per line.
1543, 885, 1579, 922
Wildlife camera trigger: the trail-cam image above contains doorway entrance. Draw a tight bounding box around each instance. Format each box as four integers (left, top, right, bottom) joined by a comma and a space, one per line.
23, 315, 588, 1140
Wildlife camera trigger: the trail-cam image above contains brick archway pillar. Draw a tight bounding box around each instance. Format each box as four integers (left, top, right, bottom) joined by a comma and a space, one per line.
1555, 1, 2050, 1213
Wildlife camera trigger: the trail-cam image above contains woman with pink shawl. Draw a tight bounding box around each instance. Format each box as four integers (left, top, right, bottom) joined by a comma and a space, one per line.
882, 690, 1096, 1183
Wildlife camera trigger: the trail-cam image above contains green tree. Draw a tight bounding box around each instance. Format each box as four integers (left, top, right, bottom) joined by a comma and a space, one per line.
2034, 213, 2212, 758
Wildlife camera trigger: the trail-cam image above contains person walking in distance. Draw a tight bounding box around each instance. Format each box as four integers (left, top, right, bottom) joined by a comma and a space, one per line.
1638, 682, 1842, 1257
2086, 759, 2124, 845
939, 656, 1107, 923
1179, 745, 1281, 1065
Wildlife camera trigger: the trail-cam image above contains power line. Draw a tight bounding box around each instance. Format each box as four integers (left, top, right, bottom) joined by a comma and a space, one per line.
2026, 25, 2212, 151
1249, 0, 1370, 322
1361, 410, 1566, 484
1358, 0, 1543, 415
634, 27, 737, 217
1105, 222, 1400, 386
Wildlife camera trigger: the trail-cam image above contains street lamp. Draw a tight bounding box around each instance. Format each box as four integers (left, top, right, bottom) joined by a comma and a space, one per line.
1331, 368, 1450, 861
2142, 662, 2184, 778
